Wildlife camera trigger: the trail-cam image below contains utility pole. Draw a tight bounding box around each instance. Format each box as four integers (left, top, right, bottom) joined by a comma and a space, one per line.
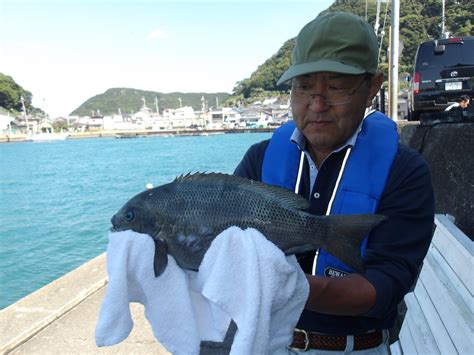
389, 0, 399, 121
441, 0, 446, 38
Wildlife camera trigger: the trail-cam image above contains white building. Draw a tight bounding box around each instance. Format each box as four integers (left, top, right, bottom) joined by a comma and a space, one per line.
162, 106, 196, 128
240, 109, 271, 128
103, 115, 135, 130
208, 107, 242, 128
0, 114, 14, 134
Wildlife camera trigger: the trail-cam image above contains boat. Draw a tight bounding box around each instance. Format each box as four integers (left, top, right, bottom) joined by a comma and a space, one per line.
28, 132, 69, 142
115, 133, 147, 139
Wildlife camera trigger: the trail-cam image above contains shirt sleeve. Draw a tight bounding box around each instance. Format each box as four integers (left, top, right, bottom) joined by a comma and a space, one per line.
362, 144, 435, 318
233, 140, 269, 181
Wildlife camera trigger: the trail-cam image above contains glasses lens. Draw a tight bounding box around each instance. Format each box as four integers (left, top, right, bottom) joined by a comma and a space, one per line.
292, 87, 352, 106
292, 75, 368, 106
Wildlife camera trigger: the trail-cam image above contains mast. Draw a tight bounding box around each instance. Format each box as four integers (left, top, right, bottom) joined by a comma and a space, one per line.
21, 95, 29, 134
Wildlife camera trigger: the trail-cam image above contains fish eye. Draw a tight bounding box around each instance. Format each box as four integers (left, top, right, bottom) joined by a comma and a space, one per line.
124, 211, 135, 221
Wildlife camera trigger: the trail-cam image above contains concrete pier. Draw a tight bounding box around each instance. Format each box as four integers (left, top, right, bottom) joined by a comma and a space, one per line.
0, 255, 169, 354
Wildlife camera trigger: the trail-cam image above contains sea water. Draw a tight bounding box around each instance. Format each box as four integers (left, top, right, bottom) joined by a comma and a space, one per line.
0, 132, 271, 309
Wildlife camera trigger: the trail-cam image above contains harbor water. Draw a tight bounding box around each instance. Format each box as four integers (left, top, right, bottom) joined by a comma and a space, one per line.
0, 132, 272, 309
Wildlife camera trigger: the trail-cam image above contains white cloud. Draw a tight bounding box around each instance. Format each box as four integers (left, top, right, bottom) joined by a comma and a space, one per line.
147, 28, 167, 40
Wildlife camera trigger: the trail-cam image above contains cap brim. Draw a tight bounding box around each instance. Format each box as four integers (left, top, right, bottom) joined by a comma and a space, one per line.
276, 59, 367, 85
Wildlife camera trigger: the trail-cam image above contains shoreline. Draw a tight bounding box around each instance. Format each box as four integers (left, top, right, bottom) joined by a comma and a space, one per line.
0, 127, 276, 144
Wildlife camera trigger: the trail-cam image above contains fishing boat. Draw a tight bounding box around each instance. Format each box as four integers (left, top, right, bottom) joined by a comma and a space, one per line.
115, 133, 141, 139
27, 132, 69, 142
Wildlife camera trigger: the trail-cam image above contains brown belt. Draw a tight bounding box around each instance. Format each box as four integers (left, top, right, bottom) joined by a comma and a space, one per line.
289, 328, 383, 351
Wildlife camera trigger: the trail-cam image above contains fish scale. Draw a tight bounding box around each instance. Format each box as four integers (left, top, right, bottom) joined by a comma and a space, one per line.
111, 172, 386, 277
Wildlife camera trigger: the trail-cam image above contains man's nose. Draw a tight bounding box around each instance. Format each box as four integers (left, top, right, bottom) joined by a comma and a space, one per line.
308, 94, 330, 111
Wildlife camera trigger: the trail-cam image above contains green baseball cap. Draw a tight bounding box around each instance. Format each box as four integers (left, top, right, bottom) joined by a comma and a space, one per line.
277, 12, 379, 85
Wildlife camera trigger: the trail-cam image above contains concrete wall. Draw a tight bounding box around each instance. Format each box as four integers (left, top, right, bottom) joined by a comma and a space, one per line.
399, 122, 474, 240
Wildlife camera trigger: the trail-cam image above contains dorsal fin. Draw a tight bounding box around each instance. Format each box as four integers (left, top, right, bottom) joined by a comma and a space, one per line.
174, 172, 310, 211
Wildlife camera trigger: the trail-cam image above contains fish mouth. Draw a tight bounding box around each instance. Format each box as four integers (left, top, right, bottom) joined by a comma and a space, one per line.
109, 214, 121, 233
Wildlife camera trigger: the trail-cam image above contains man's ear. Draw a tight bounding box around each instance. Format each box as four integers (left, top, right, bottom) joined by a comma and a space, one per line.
366, 72, 384, 108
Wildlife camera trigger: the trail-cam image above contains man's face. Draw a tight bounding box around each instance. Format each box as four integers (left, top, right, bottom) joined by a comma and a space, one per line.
291, 72, 383, 159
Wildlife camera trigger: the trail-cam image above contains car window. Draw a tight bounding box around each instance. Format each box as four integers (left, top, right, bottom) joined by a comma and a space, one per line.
417, 41, 474, 72
416, 40, 474, 83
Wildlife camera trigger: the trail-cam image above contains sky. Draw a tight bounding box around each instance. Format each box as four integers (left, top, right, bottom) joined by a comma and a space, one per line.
0, 0, 334, 117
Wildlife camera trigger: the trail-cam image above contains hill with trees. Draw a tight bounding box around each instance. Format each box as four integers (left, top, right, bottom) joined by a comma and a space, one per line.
227, 0, 473, 105
70, 88, 229, 117
0, 73, 43, 116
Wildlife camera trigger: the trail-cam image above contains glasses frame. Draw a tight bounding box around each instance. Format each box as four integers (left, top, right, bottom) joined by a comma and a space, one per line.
291, 73, 371, 106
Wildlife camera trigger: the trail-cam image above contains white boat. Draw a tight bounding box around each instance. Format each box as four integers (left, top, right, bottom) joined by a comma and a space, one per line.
28, 132, 69, 142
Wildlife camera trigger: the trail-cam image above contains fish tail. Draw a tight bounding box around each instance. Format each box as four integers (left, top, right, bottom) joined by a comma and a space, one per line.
320, 214, 386, 273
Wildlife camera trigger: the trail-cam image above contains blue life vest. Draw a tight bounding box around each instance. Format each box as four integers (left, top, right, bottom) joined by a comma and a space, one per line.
262, 112, 398, 275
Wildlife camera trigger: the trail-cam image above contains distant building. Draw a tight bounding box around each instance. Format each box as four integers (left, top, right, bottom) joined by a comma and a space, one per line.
262, 97, 278, 106
0, 114, 14, 134
207, 107, 241, 128
103, 115, 135, 130
162, 106, 196, 128
73, 116, 94, 132
131, 99, 157, 128
240, 109, 270, 128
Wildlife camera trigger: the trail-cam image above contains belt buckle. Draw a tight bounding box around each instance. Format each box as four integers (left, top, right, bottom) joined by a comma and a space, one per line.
290, 328, 309, 352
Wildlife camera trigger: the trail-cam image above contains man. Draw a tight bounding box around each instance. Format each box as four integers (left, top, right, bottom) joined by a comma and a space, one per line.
234, 12, 434, 354
445, 94, 470, 111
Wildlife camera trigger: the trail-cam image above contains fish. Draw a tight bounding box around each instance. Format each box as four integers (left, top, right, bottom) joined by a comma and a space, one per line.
110, 172, 386, 277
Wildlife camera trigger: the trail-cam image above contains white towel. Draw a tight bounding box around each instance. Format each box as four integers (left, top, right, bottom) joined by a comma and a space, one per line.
95, 227, 309, 354
199, 227, 309, 354
95, 230, 204, 354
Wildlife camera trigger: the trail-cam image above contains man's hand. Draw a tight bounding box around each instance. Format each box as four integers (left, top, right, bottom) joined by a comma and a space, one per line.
305, 273, 376, 316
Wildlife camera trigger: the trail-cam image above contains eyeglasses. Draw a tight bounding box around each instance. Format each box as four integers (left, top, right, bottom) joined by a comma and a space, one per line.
291, 74, 370, 106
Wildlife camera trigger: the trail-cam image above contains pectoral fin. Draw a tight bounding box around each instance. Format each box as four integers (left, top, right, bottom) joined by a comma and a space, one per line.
153, 238, 168, 277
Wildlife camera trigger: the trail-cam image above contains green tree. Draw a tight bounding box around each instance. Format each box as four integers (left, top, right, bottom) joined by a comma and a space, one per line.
71, 88, 230, 116
226, 0, 474, 104
0, 73, 33, 113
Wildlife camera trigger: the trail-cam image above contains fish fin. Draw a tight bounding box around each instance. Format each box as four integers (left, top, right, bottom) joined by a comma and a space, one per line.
174, 172, 310, 211
153, 238, 168, 277
322, 214, 387, 273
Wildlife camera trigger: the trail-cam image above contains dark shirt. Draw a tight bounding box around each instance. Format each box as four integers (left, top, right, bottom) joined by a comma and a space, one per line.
234, 139, 434, 335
